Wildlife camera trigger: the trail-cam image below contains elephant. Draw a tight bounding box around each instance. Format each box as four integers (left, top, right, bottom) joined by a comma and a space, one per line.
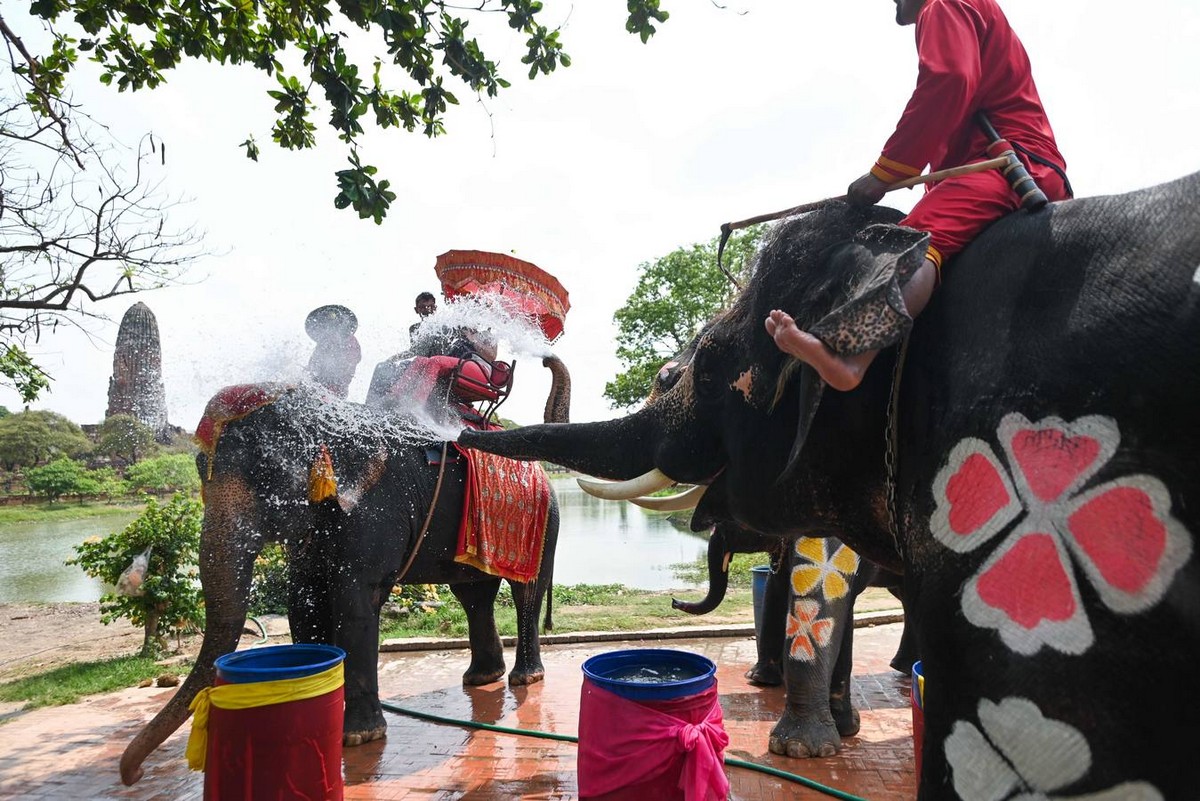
460, 172, 1200, 799
119, 353, 571, 787
672, 521, 914, 757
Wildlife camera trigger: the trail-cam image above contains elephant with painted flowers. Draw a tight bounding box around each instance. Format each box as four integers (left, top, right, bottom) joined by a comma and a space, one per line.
461, 172, 1200, 799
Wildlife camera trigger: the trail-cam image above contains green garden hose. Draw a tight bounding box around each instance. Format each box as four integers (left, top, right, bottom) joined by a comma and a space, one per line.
380, 700, 871, 801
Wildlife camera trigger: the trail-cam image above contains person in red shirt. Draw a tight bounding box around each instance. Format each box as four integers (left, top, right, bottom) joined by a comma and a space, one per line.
767, 0, 1071, 391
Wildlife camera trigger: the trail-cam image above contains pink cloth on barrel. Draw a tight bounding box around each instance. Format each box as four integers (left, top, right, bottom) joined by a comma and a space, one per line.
577, 680, 729, 801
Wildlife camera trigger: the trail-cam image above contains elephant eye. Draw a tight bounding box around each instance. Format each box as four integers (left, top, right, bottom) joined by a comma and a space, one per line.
691, 348, 724, 403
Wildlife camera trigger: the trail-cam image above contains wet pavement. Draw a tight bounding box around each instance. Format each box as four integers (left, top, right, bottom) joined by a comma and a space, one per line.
0, 622, 914, 800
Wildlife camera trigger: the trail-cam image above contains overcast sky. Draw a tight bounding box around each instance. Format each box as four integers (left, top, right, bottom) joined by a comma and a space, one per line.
5, 0, 1200, 430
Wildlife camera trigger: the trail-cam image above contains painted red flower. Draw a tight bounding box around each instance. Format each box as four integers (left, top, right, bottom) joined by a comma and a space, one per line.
930, 413, 1192, 655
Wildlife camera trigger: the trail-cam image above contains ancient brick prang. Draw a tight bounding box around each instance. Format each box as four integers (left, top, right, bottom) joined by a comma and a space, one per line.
106, 302, 170, 437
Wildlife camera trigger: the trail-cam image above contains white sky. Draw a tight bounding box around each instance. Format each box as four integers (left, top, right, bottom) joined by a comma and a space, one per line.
4, 0, 1200, 429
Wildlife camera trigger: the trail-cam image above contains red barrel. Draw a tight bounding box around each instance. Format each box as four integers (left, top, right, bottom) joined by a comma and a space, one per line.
203, 644, 346, 801
578, 649, 729, 801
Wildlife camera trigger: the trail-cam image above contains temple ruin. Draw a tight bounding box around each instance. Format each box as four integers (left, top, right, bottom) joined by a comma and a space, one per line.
106, 302, 170, 437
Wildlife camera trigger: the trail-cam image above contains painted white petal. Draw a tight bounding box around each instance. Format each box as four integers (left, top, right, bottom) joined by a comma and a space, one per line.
978, 697, 1090, 792
1193, 264, 1200, 285
1058, 783, 1164, 801
945, 720, 1021, 801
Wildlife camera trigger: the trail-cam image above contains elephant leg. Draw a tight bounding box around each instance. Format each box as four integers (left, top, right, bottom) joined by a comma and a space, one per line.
286, 524, 333, 645
828, 600, 860, 737
450, 580, 507, 685
331, 541, 390, 747
768, 537, 859, 760
507, 577, 546, 686
746, 562, 788, 686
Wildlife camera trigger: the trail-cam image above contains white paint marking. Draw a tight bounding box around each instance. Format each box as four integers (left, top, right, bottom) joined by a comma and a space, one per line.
1193, 264, 1200, 286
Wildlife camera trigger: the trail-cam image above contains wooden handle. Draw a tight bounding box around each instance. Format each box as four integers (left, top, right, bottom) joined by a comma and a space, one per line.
720, 156, 1010, 234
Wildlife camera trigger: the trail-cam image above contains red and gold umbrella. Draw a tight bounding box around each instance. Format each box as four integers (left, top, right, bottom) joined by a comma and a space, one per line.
434, 250, 571, 343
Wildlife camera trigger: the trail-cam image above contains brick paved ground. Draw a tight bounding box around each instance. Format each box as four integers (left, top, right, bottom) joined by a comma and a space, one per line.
0, 622, 914, 800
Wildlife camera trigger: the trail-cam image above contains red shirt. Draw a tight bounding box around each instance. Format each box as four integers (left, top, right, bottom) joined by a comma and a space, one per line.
870, 0, 1065, 183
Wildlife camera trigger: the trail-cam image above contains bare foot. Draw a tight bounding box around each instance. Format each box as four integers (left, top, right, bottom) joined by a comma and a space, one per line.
765, 310, 865, 391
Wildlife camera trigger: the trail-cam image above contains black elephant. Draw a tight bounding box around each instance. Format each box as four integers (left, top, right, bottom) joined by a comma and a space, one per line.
669, 521, 913, 757
461, 173, 1200, 799
120, 354, 570, 787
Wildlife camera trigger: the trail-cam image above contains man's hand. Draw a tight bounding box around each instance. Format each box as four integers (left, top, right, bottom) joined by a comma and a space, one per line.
847, 173, 891, 206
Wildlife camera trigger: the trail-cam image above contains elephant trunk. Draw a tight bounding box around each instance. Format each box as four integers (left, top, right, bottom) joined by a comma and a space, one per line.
672, 528, 730, 615
459, 408, 661, 481
541, 355, 571, 424
120, 476, 262, 786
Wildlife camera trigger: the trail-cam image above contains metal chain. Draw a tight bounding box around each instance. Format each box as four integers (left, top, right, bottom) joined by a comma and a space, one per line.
885, 335, 911, 557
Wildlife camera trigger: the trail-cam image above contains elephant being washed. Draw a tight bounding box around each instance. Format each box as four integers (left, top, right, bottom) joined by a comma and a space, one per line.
462, 173, 1200, 799
120, 354, 570, 787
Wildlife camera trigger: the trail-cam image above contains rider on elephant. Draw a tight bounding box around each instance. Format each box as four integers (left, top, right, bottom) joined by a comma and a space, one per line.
367, 326, 513, 428
767, 0, 1072, 392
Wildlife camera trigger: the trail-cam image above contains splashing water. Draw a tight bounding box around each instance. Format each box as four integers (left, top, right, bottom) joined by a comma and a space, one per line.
412, 292, 556, 362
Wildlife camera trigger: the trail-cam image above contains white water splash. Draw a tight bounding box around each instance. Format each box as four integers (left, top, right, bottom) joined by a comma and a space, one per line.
411, 293, 555, 361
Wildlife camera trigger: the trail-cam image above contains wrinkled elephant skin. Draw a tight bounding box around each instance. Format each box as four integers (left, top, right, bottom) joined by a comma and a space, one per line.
460, 174, 1200, 799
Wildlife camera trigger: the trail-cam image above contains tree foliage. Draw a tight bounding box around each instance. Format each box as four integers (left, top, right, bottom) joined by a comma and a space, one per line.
68, 493, 204, 657
125, 452, 199, 494
604, 224, 766, 408
96, 413, 156, 464
25, 455, 90, 500
8, 0, 670, 224
0, 24, 203, 402
0, 409, 92, 469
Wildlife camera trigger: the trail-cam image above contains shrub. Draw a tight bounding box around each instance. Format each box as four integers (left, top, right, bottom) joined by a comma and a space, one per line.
68, 493, 204, 657
26, 457, 91, 501
125, 453, 200, 494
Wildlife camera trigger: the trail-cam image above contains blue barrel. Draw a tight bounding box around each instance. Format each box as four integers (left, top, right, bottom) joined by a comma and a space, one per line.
215, 643, 346, 683
751, 565, 772, 640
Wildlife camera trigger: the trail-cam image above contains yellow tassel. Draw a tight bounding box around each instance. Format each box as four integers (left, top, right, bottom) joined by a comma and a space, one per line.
308, 444, 338, 503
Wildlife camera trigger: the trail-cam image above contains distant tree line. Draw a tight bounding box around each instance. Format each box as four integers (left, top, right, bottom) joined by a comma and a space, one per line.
0, 407, 198, 501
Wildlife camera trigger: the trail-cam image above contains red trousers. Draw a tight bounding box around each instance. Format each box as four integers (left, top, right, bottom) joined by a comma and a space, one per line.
901, 160, 1070, 273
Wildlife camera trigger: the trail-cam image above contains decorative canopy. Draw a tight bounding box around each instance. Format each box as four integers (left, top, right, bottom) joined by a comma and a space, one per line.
435, 250, 570, 343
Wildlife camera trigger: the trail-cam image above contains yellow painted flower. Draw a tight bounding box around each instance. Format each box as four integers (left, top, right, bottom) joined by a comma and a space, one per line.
791, 537, 860, 601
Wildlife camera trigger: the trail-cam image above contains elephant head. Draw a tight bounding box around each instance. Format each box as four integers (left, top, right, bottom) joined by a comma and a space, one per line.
460, 202, 923, 571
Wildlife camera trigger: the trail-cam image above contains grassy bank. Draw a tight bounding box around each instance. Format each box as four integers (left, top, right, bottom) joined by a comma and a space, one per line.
0, 500, 148, 525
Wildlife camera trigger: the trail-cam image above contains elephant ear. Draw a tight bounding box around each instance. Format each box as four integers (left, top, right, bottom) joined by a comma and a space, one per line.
809, 224, 930, 356
778, 363, 825, 484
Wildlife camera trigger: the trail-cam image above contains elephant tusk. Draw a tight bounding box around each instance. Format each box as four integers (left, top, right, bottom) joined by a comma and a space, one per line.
577, 469, 677, 501
628, 483, 708, 511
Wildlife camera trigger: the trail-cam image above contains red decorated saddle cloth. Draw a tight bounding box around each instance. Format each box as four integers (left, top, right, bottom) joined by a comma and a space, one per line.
453, 431, 552, 584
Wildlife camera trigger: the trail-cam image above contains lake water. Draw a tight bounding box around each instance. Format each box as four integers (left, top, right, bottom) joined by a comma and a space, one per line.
0, 477, 707, 603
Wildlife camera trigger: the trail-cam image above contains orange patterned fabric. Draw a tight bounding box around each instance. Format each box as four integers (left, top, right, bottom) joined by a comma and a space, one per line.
194, 383, 290, 457
453, 442, 552, 584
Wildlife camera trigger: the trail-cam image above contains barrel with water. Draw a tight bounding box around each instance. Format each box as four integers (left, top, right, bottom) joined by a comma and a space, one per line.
579, 648, 728, 800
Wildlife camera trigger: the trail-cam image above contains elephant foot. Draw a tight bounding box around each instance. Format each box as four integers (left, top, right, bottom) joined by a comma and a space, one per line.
344, 701, 387, 747
463, 664, 506, 686
508, 666, 545, 686
830, 696, 861, 737
767, 707, 842, 759
889, 652, 916, 674
744, 660, 783, 687
343, 726, 387, 747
